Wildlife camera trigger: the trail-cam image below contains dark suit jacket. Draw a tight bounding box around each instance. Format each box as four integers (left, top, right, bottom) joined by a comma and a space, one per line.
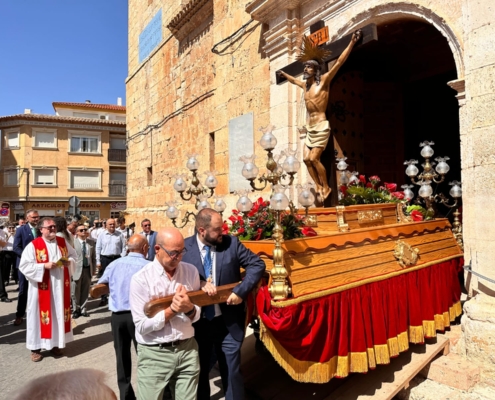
13, 224, 38, 268
182, 234, 266, 341
141, 230, 157, 260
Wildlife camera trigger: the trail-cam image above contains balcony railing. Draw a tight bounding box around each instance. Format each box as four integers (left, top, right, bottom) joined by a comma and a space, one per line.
108, 149, 126, 162
109, 184, 127, 197
71, 183, 100, 190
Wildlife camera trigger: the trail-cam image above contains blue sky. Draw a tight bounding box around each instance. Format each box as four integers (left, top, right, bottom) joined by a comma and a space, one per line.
0, 0, 128, 116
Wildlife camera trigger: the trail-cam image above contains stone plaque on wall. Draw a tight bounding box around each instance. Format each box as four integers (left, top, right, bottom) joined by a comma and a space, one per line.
139, 9, 162, 63
229, 113, 254, 192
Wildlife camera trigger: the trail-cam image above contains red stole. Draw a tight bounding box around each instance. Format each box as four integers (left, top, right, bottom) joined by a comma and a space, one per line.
33, 237, 71, 339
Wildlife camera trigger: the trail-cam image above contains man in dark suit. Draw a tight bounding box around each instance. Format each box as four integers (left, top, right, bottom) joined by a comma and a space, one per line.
72, 225, 96, 318
13, 209, 40, 326
139, 218, 157, 260
182, 208, 265, 400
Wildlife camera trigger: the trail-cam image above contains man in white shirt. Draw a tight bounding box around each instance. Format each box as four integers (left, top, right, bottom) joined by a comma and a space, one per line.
19, 217, 77, 362
0, 228, 12, 302
129, 227, 201, 400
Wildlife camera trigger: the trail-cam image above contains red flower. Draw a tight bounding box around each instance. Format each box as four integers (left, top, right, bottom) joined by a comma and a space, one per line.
340, 185, 348, 196
366, 182, 373, 188
222, 223, 229, 235
237, 227, 245, 234
411, 210, 424, 221
253, 228, 263, 241
369, 175, 380, 182
301, 227, 317, 237
391, 191, 405, 200
359, 175, 366, 184
228, 215, 237, 223
384, 182, 397, 192
232, 209, 239, 215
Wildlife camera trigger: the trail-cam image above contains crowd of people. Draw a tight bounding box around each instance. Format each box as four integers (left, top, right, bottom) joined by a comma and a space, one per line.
1, 208, 266, 400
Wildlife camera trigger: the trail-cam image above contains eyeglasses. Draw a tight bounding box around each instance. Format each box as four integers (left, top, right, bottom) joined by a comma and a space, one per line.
41, 225, 57, 230
78, 229, 87, 232
157, 244, 187, 260
142, 224, 151, 227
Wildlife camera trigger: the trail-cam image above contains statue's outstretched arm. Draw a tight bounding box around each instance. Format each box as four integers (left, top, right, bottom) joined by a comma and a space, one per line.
322, 30, 361, 86
277, 70, 305, 89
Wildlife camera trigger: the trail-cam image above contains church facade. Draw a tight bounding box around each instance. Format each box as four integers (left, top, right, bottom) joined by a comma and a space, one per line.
127, 0, 495, 384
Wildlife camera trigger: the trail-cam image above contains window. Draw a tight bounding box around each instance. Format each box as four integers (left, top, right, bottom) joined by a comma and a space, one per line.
4, 169, 18, 186
5, 131, 20, 148
69, 170, 101, 190
70, 136, 100, 153
73, 112, 99, 119
115, 116, 126, 122
33, 169, 56, 185
110, 136, 126, 149
33, 130, 57, 149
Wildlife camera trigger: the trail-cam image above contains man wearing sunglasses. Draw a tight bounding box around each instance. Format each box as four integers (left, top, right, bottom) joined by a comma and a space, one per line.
18, 217, 77, 362
139, 219, 157, 260
72, 225, 96, 319
130, 228, 201, 400
182, 208, 266, 400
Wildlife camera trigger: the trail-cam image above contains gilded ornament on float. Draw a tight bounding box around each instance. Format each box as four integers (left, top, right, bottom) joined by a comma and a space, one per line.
393, 240, 420, 268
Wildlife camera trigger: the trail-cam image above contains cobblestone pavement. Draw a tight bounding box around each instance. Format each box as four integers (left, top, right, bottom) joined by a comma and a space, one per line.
0, 283, 225, 399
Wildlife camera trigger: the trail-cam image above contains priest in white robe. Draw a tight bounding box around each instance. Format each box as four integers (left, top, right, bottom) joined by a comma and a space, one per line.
19, 217, 77, 362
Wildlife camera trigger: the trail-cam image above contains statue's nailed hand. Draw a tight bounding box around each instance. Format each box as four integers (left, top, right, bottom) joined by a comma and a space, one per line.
352, 30, 362, 43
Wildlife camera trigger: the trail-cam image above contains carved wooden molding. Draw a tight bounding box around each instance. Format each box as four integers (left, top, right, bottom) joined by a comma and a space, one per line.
167, 0, 213, 40
246, 0, 312, 24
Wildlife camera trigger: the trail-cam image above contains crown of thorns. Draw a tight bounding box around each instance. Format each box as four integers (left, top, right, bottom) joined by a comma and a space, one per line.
297, 35, 332, 64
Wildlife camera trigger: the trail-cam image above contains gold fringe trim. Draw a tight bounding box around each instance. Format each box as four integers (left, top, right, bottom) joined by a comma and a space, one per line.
367, 348, 376, 369
423, 320, 436, 338
337, 356, 350, 378
398, 331, 409, 352
271, 254, 463, 307
443, 312, 451, 328
409, 325, 425, 344
374, 344, 391, 364
349, 352, 369, 373
450, 301, 462, 320
387, 337, 399, 358
434, 314, 446, 331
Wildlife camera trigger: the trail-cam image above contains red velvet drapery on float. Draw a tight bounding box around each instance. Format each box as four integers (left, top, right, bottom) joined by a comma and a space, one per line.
256, 257, 463, 383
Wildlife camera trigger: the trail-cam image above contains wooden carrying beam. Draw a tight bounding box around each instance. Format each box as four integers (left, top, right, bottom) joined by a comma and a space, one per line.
144, 283, 238, 318
90, 283, 109, 298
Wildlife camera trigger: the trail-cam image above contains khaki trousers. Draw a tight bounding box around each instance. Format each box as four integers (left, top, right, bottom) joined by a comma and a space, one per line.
137, 338, 199, 400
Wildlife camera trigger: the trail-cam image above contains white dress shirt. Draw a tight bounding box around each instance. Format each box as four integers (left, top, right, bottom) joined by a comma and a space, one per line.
196, 234, 222, 317
95, 230, 126, 263
129, 259, 201, 345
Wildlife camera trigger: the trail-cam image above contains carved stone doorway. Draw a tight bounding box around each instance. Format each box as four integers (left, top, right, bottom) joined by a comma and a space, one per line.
322, 19, 460, 208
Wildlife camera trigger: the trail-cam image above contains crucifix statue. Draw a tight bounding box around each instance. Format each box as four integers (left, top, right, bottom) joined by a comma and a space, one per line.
277, 28, 368, 203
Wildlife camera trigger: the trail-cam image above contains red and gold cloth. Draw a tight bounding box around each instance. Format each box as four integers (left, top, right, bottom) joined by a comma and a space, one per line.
256, 257, 463, 383
33, 237, 71, 339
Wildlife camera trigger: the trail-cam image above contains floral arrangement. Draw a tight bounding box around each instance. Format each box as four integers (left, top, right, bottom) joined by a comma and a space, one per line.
225, 197, 317, 241
339, 175, 406, 205
405, 204, 434, 221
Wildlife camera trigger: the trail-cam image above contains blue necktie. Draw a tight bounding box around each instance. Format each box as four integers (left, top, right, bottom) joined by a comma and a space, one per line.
203, 246, 215, 321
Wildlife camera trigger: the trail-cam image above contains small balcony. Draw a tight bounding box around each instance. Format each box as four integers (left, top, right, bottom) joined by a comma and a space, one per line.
108, 149, 126, 163
109, 183, 127, 197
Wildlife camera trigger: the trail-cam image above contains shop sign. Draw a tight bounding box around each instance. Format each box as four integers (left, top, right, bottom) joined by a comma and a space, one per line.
111, 202, 126, 210
80, 203, 101, 209
13, 202, 24, 210
31, 203, 66, 208
1, 202, 10, 217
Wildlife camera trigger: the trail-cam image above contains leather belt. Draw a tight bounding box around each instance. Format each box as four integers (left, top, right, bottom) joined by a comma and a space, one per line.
141, 338, 189, 348
101, 255, 120, 259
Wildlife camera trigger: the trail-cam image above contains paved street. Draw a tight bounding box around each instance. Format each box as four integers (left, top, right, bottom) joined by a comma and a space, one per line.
0, 282, 226, 399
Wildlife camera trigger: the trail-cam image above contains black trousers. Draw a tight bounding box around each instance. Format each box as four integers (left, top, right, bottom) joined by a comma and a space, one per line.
111, 311, 137, 400
16, 270, 28, 318
0, 252, 10, 299
99, 255, 120, 300
1, 251, 17, 283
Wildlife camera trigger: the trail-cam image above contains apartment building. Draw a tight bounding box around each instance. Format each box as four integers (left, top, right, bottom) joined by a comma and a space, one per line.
0, 101, 126, 222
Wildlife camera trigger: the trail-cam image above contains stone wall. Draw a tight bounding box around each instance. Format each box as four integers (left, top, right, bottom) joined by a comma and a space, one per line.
126, 0, 270, 227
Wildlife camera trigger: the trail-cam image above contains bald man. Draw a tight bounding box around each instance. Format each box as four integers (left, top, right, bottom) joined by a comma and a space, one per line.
98, 234, 149, 400
130, 228, 201, 400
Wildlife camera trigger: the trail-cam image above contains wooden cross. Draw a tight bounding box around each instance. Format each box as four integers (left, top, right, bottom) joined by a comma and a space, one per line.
276, 23, 378, 85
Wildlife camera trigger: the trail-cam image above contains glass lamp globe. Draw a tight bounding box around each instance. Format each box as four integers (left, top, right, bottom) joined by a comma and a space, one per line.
349, 172, 359, 184
418, 181, 433, 198
420, 144, 434, 158
198, 200, 211, 211
186, 155, 200, 171
340, 171, 349, 185
402, 185, 414, 201
270, 185, 290, 211
405, 164, 419, 177
336, 158, 348, 171
449, 181, 462, 198
204, 173, 218, 189
165, 204, 180, 219
259, 131, 277, 150
213, 197, 227, 213
236, 195, 253, 213
173, 176, 187, 192
241, 162, 259, 180
435, 158, 450, 175
298, 189, 315, 207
